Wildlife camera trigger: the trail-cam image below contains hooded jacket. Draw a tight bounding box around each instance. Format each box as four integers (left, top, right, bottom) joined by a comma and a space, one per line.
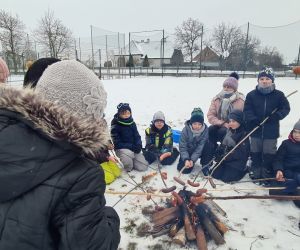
207, 91, 245, 126
110, 113, 142, 153
179, 121, 209, 162
0, 87, 120, 250
145, 123, 173, 154
273, 132, 300, 173
244, 86, 290, 139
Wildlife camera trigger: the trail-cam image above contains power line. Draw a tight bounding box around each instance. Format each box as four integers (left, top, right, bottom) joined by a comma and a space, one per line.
249, 19, 300, 29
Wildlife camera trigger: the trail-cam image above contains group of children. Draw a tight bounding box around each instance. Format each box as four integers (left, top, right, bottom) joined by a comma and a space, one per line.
109, 67, 300, 204
4, 57, 299, 199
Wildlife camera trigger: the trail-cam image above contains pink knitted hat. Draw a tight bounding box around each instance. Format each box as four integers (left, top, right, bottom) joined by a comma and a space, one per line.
223, 76, 238, 91
0, 57, 9, 83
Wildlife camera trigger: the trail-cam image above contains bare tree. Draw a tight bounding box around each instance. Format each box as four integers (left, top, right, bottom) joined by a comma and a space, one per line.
256, 46, 283, 69
0, 10, 25, 72
175, 18, 203, 63
23, 34, 37, 62
35, 10, 73, 58
210, 22, 244, 69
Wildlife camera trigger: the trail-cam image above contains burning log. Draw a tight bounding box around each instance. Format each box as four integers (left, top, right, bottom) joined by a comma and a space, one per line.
195, 204, 225, 245
152, 206, 180, 226
151, 188, 228, 249
195, 222, 208, 250
168, 219, 183, 237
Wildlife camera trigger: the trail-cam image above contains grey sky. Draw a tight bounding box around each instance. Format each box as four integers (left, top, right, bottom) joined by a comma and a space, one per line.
1, 0, 300, 36
2, 0, 300, 63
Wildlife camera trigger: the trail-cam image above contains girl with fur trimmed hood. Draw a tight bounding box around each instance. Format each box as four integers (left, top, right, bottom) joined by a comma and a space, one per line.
177, 108, 209, 174
207, 72, 245, 148
0, 60, 120, 250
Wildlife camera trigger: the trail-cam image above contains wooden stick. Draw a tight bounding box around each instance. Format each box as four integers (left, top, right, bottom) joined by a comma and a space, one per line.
204, 195, 300, 201
106, 186, 300, 198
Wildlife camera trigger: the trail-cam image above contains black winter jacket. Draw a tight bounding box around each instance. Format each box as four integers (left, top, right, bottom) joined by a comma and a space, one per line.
244, 86, 290, 139
216, 125, 250, 171
273, 133, 300, 173
0, 87, 120, 250
111, 114, 142, 153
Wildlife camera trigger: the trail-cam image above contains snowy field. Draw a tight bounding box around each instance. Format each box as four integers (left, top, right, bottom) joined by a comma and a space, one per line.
8, 76, 300, 250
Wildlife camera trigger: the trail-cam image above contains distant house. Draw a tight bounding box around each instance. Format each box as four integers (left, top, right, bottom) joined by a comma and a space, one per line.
193, 46, 220, 69
114, 38, 174, 67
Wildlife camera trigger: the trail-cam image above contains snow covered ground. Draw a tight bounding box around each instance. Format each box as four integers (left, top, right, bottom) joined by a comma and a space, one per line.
8, 75, 300, 249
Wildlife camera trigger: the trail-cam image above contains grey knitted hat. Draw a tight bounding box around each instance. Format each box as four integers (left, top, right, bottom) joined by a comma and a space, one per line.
36, 60, 107, 121
293, 119, 300, 130
152, 111, 165, 123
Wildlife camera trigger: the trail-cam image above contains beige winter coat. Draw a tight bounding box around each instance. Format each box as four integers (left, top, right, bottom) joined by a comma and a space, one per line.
207, 92, 245, 126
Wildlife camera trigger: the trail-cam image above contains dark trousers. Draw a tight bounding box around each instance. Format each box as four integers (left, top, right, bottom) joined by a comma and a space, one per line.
250, 137, 277, 179
212, 165, 246, 183
177, 141, 214, 174
143, 147, 179, 166
208, 125, 227, 147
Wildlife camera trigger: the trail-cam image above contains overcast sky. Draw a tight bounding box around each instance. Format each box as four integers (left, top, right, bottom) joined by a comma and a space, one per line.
1, 0, 300, 37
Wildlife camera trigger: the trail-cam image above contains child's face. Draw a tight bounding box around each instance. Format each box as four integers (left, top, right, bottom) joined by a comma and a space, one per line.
223, 86, 234, 93
191, 122, 203, 131
119, 110, 131, 119
292, 129, 300, 142
258, 76, 272, 87
228, 119, 240, 130
154, 120, 164, 130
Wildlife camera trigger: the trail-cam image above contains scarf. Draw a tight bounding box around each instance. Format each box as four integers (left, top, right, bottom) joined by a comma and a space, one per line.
257, 83, 275, 95
117, 115, 134, 125
189, 123, 205, 138
217, 90, 238, 121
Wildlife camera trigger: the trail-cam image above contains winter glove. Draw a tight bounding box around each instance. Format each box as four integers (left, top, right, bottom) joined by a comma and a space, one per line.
266, 112, 280, 123
132, 144, 142, 154
145, 144, 157, 152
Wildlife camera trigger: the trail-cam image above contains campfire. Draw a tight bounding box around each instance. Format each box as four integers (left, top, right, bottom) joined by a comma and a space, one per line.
149, 187, 228, 249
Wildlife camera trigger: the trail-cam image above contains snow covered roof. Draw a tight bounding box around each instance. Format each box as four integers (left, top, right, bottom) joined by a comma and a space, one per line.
124, 39, 174, 59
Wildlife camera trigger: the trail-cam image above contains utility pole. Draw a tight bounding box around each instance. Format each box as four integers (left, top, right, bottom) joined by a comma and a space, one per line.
296, 44, 300, 80
199, 25, 204, 78
161, 29, 165, 78
106, 35, 109, 79
98, 49, 102, 79
129, 32, 131, 78
90, 25, 95, 71
78, 37, 82, 61
242, 22, 249, 79
74, 38, 78, 60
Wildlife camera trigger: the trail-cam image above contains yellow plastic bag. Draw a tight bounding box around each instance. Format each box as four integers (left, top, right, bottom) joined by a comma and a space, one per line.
100, 161, 121, 185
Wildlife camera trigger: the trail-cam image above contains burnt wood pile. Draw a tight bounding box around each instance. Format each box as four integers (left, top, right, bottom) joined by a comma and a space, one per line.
150, 189, 228, 249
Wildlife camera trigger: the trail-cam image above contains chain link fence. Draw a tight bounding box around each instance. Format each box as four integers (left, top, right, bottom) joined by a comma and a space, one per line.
2, 21, 299, 78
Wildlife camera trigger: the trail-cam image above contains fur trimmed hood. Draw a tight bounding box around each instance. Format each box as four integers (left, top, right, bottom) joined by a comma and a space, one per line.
0, 86, 110, 155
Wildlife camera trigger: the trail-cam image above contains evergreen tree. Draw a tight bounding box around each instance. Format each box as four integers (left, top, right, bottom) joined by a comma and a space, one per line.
126, 54, 134, 67
143, 55, 150, 67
